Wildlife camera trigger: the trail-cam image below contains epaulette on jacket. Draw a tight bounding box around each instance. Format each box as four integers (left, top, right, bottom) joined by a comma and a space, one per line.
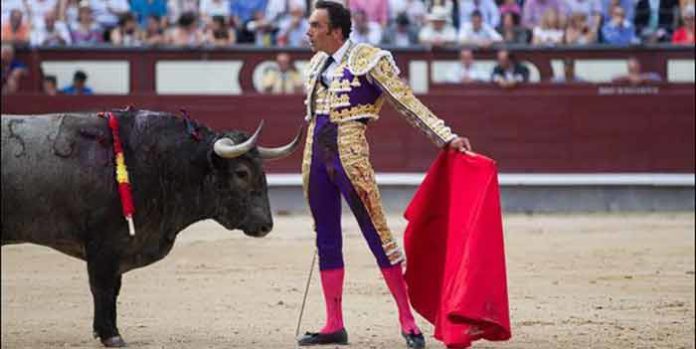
347, 43, 401, 76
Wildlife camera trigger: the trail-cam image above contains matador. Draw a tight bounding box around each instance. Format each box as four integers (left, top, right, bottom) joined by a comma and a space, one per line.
297, 1, 471, 348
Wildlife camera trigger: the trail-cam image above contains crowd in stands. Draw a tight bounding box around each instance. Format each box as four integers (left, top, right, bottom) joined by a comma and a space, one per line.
0, 0, 693, 48
445, 47, 662, 85
2, 0, 692, 94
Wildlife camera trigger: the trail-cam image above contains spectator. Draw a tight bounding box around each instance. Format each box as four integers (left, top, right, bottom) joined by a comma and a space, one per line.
58, 0, 81, 27
601, 5, 638, 44
130, 0, 167, 28
1, 44, 28, 94
447, 49, 489, 83
69, 4, 102, 45
601, 0, 635, 22
672, 3, 695, 44
230, 0, 268, 32
25, 0, 60, 27
500, 0, 522, 17
61, 70, 93, 94
168, 11, 205, 46
381, 13, 419, 47
142, 15, 166, 45
403, 0, 428, 27
43, 74, 59, 95
1, 9, 31, 45
551, 58, 585, 82
612, 57, 662, 84
388, 0, 408, 20
31, 10, 72, 46
349, 0, 389, 26
491, 49, 529, 88
260, 52, 303, 94
276, 5, 309, 47
565, 11, 597, 44
110, 12, 142, 46
419, 6, 458, 47
350, 9, 383, 45
266, 0, 306, 24
167, 0, 199, 25
458, 9, 503, 47
199, 0, 231, 23
204, 15, 236, 46
89, 0, 129, 34
498, 12, 530, 43
2, 1, 23, 23
634, 0, 679, 43
564, 0, 602, 28
522, 0, 567, 29
532, 8, 565, 45
459, 0, 501, 29
245, 10, 276, 46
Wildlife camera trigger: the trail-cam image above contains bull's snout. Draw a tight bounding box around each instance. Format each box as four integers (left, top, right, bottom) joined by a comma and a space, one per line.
240, 191, 273, 237
242, 221, 273, 237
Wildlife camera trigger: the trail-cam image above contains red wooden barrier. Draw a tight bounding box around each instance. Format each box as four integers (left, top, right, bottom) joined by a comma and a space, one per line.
3, 83, 693, 173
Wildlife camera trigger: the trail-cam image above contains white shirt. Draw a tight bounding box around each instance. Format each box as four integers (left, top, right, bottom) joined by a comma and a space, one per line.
350, 22, 383, 45
266, 0, 306, 22
389, 0, 408, 17
90, 0, 130, 28
321, 39, 351, 86
448, 63, 489, 82
458, 22, 503, 45
533, 26, 565, 45
30, 20, 72, 46
459, 0, 501, 29
199, 0, 230, 18
26, 0, 58, 27
418, 24, 458, 45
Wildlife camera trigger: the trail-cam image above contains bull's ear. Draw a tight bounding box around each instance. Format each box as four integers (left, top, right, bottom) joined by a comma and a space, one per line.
189, 144, 222, 172
207, 149, 226, 171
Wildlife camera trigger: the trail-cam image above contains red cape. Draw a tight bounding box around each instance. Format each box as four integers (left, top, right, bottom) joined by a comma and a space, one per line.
404, 150, 511, 348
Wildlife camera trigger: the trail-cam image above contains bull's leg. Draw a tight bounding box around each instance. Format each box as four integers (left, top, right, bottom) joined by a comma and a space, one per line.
86, 244, 126, 347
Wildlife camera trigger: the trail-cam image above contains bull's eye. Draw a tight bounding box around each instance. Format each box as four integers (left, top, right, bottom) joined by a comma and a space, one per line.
235, 169, 250, 180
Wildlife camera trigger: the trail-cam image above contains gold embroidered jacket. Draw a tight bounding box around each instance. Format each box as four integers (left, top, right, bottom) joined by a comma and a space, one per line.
304, 42, 457, 147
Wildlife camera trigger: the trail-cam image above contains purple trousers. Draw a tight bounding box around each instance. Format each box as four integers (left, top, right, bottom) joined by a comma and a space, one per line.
305, 116, 403, 271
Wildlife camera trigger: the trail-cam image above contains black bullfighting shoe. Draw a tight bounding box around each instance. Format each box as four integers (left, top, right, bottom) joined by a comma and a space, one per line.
297, 328, 348, 346
402, 330, 426, 349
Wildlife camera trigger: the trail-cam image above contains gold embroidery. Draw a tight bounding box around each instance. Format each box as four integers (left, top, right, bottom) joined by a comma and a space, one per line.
348, 44, 381, 76
337, 122, 403, 265
336, 94, 350, 106
369, 57, 456, 148
314, 86, 330, 115
301, 118, 317, 201
304, 52, 330, 121
330, 103, 380, 121
350, 76, 361, 87
329, 79, 353, 92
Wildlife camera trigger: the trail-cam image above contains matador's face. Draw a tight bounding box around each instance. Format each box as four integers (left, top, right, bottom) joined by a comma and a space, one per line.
306, 9, 341, 53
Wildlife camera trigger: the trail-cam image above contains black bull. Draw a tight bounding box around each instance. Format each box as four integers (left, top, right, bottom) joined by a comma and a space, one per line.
1, 110, 300, 347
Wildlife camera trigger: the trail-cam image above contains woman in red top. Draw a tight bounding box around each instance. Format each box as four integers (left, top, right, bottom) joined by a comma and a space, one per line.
672, 4, 694, 44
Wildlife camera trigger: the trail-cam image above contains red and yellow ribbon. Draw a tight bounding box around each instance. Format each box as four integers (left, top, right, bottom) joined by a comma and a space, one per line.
105, 112, 136, 236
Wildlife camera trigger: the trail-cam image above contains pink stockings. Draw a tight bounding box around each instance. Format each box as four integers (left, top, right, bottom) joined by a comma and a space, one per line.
319, 265, 421, 335
319, 268, 345, 334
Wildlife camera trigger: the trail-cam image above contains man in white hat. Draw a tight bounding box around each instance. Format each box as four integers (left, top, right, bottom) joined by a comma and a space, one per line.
418, 5, 458, 47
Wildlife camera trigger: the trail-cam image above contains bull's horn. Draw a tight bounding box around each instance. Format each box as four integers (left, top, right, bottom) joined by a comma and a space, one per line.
257, 126, 304, 160
213, 121, 264, 159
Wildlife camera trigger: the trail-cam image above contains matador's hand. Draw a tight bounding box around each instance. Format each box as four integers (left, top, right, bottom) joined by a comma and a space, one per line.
448, 137, 472, 153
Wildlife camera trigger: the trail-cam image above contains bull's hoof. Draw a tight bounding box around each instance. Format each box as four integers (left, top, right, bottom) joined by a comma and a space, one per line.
101, 335, 127, 347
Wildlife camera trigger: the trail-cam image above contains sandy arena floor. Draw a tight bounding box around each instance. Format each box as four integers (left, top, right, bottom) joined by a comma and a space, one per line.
2, 212, 694, 349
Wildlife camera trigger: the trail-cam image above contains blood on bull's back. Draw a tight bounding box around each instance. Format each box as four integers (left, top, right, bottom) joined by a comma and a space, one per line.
2, 114, 118, 256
